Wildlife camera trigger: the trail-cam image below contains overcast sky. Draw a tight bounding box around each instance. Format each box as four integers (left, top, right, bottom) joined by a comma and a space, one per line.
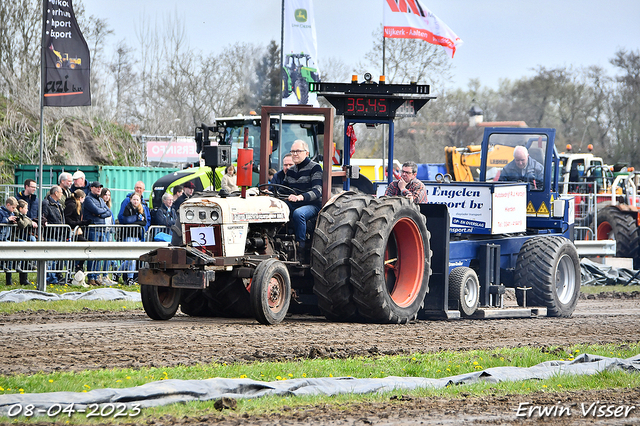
86, 0, 640, 90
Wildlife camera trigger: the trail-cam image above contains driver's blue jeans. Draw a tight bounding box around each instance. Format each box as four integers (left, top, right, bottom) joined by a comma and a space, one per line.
289, 204, 320, 243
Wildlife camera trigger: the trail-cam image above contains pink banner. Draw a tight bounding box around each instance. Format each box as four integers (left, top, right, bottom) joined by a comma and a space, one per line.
146, 139, 200, 163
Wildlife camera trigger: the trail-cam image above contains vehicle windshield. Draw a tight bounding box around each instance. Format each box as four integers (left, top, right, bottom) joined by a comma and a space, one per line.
221, 120, 317, 169
485, 133, 547, 191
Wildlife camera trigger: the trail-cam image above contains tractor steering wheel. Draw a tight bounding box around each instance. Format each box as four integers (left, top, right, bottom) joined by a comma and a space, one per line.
257, 183, 300, 200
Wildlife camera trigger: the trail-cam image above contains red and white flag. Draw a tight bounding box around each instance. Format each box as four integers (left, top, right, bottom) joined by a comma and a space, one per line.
383, 0, 463, 58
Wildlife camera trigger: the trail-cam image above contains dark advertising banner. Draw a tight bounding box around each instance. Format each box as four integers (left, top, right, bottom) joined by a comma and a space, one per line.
42, 0, 91, 106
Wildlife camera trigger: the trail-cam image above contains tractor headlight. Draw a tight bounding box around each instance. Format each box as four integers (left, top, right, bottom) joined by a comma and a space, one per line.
210, 210, 220, 221
185, 210, 195, 220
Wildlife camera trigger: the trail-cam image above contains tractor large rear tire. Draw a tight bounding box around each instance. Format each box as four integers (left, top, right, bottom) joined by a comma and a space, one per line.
350, 197, 431, 323
597, 206, 640, 268
311, 192, 371, 321
514, 236, 580, 317
141, 285, 181, 320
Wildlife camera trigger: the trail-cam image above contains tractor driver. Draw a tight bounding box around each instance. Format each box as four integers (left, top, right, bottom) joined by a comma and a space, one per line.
282, 140, 322, 249
499, 146, 544, 185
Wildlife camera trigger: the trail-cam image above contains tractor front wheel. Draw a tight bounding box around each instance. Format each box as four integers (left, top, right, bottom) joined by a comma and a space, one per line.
141, 285, 181, 320
250, 259, 291, 325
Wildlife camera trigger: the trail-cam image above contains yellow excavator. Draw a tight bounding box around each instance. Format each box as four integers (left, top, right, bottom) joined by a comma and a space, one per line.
49, 44, 81, 69
444, 144, 516, 181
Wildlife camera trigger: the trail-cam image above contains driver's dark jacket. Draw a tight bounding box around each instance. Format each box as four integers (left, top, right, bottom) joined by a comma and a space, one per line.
283, 157, 323, 208
499, 157, 544, 182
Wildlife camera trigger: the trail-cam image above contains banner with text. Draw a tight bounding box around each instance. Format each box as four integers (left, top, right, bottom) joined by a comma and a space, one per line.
282, 0, 320, 106
146, 138, 200, 164
383, 0, 463, 58
42, 0, 91, 106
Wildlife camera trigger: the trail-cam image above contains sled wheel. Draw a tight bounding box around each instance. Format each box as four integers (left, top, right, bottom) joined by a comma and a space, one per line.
514, 236, 580, 317
448, 267, 479, 317
596, 206, 639, 268
350, 197, 431, 323
141, 284, 181, 320
250, 259, 291, 325
311, 192, 371, 321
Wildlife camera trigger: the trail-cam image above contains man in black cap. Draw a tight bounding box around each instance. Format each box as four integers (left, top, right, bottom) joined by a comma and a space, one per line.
173, 180, 195, 212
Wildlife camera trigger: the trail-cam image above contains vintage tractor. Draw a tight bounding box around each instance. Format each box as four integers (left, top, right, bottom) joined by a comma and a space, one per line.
139, 77, 581, 325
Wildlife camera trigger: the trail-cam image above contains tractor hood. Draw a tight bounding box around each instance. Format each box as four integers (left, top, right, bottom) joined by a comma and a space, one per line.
179, 194, 290, 226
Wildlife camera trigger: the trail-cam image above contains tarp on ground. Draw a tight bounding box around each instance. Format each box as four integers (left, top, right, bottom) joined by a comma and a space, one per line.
580, 258, 640, 286
0, 353, 638, 416
0, 289, 141, 303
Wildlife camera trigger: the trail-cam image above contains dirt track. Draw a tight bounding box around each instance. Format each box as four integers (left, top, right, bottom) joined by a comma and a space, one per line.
1, 292, 639, 425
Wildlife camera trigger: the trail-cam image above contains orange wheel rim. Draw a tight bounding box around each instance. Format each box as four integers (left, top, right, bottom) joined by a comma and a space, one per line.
267, 276, 285, 313
597, 222, 612, 240
384, 218, 424, 307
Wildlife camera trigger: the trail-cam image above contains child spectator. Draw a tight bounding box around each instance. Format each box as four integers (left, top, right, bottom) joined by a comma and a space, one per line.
221, 165, 239, 192
0, 196, 17, 240
15, 200, 36, 242
1, 197, 18, 286
8, 200, 34, 285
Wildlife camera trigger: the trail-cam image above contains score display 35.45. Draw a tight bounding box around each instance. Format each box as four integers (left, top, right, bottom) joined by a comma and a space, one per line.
343, 97, 415, 118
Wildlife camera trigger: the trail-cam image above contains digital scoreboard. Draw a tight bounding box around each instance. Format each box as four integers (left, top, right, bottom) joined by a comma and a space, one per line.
311, 76, 435, 119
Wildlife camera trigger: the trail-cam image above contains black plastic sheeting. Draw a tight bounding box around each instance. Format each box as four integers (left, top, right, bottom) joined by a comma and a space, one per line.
0, 353, 638, 416
0, 289, 141, 303
581, 258, 640, 286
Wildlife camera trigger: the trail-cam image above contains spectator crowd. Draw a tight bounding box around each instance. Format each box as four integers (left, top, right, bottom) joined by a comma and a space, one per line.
0, 175, 181, 287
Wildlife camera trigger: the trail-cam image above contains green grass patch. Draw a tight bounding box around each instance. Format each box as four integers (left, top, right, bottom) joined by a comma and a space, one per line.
580, 284, 640, 294
0, 344, 638, 423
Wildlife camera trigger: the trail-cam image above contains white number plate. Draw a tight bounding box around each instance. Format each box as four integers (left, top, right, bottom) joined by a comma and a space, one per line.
190, 227, 215, 246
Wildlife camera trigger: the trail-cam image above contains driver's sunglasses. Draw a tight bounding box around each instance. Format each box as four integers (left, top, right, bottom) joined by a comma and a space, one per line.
290, 149, 306, 154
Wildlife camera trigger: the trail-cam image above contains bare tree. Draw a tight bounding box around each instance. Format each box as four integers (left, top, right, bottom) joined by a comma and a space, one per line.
108, 40, 139, 124
609, 49, 640, 165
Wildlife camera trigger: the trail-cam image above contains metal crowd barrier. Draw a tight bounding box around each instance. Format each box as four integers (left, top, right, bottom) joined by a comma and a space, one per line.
565, 181, 616, 257
0, 223, 169, 289
566, 181, 598, 241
